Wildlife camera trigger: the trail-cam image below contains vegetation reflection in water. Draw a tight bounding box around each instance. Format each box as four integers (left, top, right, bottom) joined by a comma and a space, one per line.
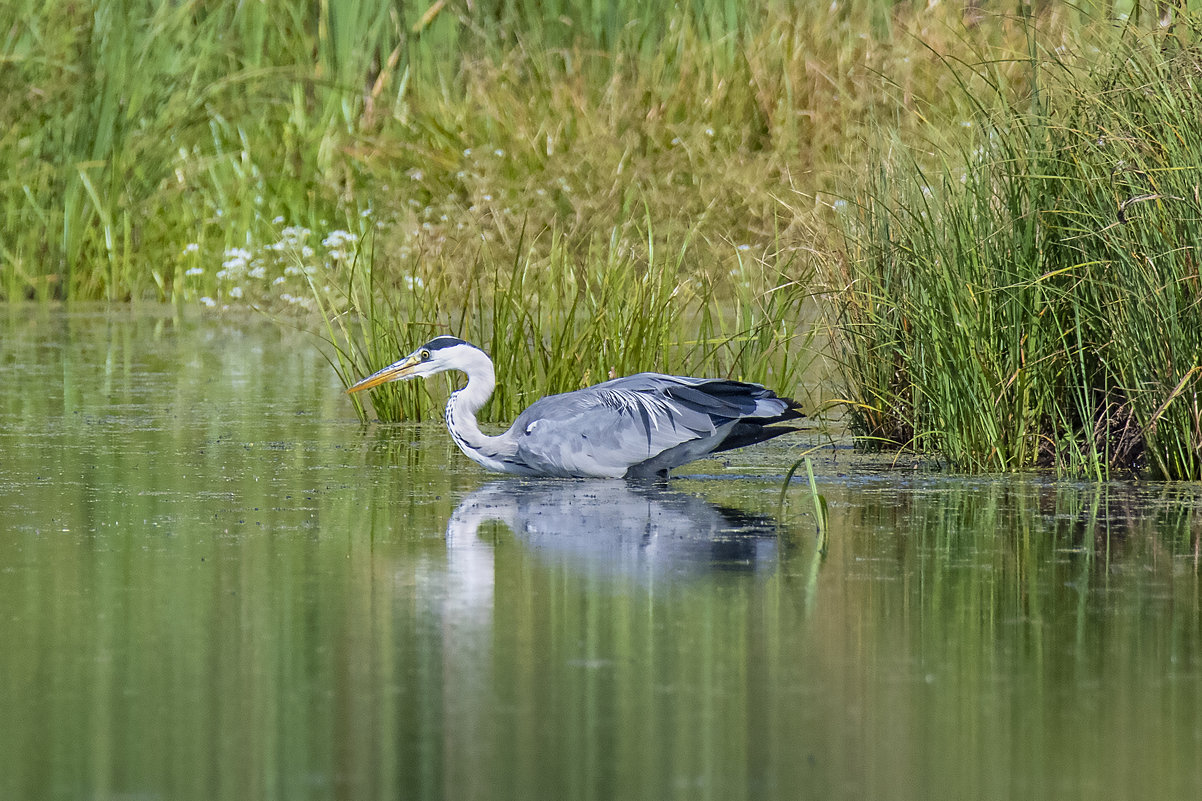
1, 310, 1201, 801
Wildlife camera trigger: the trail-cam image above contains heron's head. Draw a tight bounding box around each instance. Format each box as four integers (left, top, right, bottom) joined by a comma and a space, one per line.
346, 336, 484, 394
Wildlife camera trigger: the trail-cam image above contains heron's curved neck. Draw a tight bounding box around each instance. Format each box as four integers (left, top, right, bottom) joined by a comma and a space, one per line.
445, 351, 514, 465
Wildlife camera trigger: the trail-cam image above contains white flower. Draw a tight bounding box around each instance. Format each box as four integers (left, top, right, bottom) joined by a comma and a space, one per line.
228, 286, 243, 299
184, 243, 199, 254
185, 266, 204, 277
200, 296, 216, 307
279, 293, 312, 308
222, 247, 252, 273
322, 230, 358, 249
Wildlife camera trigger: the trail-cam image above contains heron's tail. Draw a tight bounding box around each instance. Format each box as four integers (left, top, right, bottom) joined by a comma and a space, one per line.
713, 395, 805, 453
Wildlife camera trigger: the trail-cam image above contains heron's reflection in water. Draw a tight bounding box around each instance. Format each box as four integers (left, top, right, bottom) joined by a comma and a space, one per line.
427, 480, 782, 794
446, 479, 780, 579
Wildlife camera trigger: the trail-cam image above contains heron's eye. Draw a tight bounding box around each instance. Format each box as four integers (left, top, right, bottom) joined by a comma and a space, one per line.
420, 350, 431, 361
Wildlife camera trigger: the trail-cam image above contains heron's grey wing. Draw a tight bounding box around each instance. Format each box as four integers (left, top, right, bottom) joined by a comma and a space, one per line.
507, 374, 769, 477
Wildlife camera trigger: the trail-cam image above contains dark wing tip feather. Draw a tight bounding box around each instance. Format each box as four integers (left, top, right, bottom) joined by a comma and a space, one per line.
771, 395, 807, 424
708, 392, 805, 454
662, 379, 804, 417
664, 384, 757, 418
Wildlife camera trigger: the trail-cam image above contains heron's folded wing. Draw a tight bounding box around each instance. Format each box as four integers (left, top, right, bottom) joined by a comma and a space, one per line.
600, 373, 793, 419
510, 383, 723, 477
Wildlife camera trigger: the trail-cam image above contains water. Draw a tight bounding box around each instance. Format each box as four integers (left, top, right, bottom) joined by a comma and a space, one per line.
2, 307, 1201, 801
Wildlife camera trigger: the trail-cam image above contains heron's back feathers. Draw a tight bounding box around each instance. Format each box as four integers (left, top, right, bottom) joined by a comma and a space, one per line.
504, 373, 805, 478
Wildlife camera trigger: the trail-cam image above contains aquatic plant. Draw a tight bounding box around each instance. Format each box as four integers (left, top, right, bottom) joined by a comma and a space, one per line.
831, 19, 1202, 479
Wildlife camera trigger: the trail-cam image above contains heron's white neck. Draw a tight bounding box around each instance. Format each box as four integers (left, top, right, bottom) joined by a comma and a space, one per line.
444, 348, 515, 468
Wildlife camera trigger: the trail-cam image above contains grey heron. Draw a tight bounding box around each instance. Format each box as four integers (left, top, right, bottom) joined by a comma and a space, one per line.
347, 336, 803, 478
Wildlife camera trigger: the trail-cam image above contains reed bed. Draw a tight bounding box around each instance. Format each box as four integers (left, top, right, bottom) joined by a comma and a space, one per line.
832, 18, 1202, 479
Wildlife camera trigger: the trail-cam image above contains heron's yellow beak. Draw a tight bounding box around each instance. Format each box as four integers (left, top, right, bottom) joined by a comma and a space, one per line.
346, 355, 422, 394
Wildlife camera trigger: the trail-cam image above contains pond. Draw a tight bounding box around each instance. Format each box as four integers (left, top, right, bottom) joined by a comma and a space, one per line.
2, 307, 1200, 801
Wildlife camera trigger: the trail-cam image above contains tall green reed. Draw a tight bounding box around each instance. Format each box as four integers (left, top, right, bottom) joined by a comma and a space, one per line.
832, 18, 1202, 478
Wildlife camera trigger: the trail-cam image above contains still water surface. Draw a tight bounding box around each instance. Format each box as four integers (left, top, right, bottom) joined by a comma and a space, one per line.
2, 307, 1201, 800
